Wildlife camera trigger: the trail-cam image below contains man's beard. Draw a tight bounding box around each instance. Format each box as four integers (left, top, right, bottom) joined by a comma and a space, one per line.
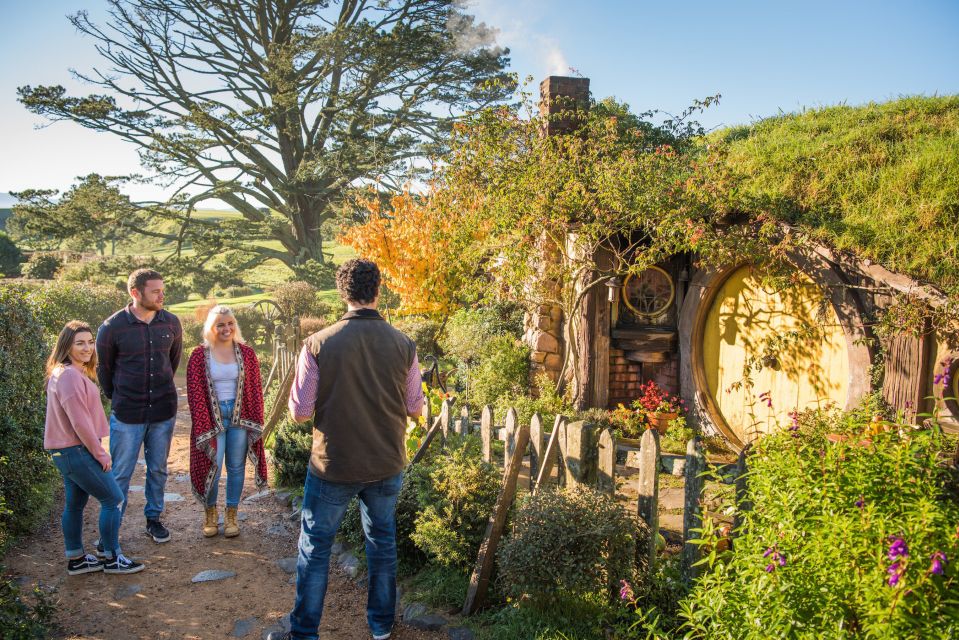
141, 299, 163, 311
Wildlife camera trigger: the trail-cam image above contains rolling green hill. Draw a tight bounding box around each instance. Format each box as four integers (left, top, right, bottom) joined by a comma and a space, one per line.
712, 95, 959, 294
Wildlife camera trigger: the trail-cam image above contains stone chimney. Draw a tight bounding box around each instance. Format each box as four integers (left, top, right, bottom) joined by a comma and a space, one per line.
539, 76, 590, 135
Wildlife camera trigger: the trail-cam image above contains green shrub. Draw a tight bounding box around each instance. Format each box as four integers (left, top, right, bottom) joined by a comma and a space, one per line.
677, 407, 959, 639
299, 316, 327, 338
231, 305, 275, 356
271, 417, 313, 489
467, 335, 529, 410
179, 317, 204, 350
0, 232, 23, 277
439, 305, 524, 364
271, 281, 323, 318
0, 286, 56, 552
0, 572, 57, 639
497, 485, 647, 606
496, 372, 574, 428
392, 314, 444, 357
411, 436, 502, 570
21, 253, 62, 280
26, 280, 128, 343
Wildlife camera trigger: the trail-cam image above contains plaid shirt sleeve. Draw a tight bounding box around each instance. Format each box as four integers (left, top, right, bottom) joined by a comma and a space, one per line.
288, 345, 318, 420
406, 353, 424, 415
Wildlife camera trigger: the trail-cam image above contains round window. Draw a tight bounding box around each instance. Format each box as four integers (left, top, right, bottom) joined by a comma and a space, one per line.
621, 266, 675, 319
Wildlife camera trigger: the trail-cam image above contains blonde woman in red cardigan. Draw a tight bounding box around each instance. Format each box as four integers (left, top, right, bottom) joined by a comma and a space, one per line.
187, 305, 268, 538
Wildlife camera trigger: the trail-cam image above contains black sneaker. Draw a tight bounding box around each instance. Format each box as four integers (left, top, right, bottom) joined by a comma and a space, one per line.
145, 518, 171, 543
103, 553, 145, 575
67, 554, 104, 576
94, 539, 107, 558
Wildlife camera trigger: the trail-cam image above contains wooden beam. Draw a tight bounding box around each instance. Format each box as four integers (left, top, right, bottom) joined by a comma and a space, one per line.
597, 428, 616, 494
682, 437, 706, 585
534, 416, 566, 492
529, 413, 545, 491
636, 428, 660, 573
480, 405, 494, 463
463, 421, 531, 615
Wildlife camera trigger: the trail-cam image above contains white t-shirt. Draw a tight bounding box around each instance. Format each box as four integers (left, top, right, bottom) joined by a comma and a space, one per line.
209, 357, 239, 402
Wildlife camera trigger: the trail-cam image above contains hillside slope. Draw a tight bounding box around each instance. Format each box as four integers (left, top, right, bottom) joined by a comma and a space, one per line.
713, 96, 959, 294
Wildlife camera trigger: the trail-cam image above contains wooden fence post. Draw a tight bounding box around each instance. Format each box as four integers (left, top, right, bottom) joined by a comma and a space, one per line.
554, 415, 568, 487
733, 445, 751, 536
529, 413, 545, 491
534, 418, 565, 493
637, 428, 660, 574
682, 436, 706, 585
440, 399, 452, 442
459, 404, 472, 436
480, 406, 493, 463
597, 428, 616, 494
503, 408, 518, 468
463, 421, 531, 615
564, 421, 599, 487
423, 400, 433, 433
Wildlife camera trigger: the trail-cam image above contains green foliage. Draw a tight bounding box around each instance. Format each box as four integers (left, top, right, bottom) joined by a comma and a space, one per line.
271, 281, 324, 318
411, 436, 502, 570
439, 305, 524, 364
713, 96, 959, 295
0, 231, 23, 277
472, 591, 618, 640
21, 253, 62, 280
405, 563, 471, 609
467, 335, 529, 411
57, 254, 190, 304
271, 418, 313, 490
496, 372, 574, 428
677, 407, 959, 639
497, 485, 647, 606
8, 174, 144, 256
0, 573, 57, 639
25, 280, 128, 343
392, 314, 445, 357
290, 260, 336, 290
0, 286, 56, 552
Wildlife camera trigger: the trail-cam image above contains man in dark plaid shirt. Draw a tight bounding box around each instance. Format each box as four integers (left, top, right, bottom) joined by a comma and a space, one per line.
96, 268, 182, 546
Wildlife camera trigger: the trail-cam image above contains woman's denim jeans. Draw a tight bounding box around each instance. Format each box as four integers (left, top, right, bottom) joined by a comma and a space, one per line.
206, 399, 249, 508
290, 470, 403, 640
50, 445, 124, 559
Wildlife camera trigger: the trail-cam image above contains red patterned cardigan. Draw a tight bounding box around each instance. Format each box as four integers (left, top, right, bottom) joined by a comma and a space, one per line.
186, 342, 268, 503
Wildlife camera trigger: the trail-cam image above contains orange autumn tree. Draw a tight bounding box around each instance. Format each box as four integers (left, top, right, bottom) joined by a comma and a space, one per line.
341, 190, 486, 316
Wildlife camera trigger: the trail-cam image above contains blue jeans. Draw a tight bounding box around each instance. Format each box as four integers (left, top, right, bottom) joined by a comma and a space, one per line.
50, 445, 124, 560
290, 470, 403, 640
206, 399, 248, 508
109, 413, 176, 520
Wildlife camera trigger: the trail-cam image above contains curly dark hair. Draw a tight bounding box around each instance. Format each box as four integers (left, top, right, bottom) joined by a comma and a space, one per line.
335, 258, 380, 304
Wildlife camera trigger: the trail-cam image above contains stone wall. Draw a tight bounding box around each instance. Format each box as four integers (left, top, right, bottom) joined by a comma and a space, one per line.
525, 304, 565, 384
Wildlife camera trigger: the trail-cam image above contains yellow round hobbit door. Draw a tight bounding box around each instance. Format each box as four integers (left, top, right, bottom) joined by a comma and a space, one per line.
700, 265, 849, 444
621, 265, 675, 320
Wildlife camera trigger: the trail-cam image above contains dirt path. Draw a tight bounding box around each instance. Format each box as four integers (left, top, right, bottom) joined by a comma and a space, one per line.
4, 382, 446, 640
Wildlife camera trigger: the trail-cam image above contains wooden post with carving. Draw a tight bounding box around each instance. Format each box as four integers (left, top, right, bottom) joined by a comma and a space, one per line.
637, 428, 660, 574
459, 404, 471, 436
463, 421, 531, 615
682, 436, 706, 585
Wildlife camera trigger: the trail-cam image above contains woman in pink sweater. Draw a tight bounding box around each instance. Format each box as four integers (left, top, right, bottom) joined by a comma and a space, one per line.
45, 321, 144, 576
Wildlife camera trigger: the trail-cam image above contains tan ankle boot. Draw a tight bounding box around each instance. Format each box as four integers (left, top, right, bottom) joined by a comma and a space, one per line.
203, 506, 219, 538
224, 507, 240, 538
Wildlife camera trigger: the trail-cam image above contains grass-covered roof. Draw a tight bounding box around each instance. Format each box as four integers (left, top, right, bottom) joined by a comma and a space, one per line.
711, 96, 959, 295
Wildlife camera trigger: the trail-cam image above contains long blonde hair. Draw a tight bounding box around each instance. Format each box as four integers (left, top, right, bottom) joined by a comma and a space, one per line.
46, 321, 98, 381
202, 305, 246, 347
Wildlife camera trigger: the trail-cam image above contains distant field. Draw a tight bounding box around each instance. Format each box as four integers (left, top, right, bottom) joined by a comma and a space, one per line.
167, 292, 272, 317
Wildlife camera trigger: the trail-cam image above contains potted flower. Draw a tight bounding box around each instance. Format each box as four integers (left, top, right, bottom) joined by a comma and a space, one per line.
632, 380, 685, 434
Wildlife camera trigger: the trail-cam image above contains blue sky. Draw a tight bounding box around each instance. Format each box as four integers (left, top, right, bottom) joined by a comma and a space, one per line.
1, 0, 957, 205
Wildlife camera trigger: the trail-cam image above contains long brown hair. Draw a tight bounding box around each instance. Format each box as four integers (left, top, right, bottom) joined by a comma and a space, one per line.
46, 321, 98, 381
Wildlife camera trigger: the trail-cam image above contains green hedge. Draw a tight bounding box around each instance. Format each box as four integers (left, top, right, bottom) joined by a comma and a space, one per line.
0, 286, 56, 552
26, 280, 128, 343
